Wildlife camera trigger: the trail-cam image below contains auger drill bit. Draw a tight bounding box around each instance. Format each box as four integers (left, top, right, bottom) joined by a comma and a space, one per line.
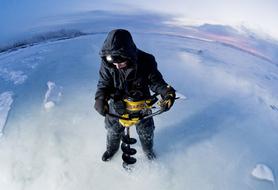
121, 127, 137, 169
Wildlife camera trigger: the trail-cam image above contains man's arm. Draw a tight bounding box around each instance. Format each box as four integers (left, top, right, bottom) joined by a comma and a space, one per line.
148, 55, 175, 97
94, 63, 113, 116
148, 55, 176, 111
95, 63, 113, 100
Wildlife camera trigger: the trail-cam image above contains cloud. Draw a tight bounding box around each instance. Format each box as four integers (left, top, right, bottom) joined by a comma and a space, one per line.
0, 0, 277, 40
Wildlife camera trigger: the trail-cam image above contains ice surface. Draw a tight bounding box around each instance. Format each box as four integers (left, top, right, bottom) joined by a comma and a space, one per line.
251, 164, 275, 183
43, 81, 63, 110
0, 11, 277, 190
0, 68, 27, 85
0, 91, 13, 135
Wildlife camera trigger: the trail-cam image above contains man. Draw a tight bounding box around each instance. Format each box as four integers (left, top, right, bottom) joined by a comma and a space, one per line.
94, 29, 176, 161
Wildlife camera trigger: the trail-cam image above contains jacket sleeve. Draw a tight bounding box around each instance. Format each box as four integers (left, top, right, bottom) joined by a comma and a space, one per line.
95, 63, 113, 100
148, 56, 175, 96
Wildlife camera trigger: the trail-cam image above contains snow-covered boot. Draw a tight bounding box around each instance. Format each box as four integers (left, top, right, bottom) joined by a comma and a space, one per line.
145, 150, 156, 160
102, 129, 122, 162
102, 150, 117, 161
136, 117, 156, 160
139, 134, 156, 160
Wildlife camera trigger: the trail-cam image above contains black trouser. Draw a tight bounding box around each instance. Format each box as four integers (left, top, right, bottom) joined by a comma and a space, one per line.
104, 102, 155, 154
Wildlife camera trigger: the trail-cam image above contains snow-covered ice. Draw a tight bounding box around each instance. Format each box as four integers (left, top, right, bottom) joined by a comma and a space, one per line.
251, 164, 275, 183
0, 68, 27, 85
0, 10, 277, 190
43, 81, 63, 110
0, 91, 13, 136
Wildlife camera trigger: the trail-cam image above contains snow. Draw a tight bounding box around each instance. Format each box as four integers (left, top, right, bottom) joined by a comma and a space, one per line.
0, 10, 278, 190
43, 81, 63, 110
251, 164, 275, 183
0, 92, 13, 136
0, 68, 27, 85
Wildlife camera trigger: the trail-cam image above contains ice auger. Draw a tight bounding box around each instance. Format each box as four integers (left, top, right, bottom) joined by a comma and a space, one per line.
121, 127, 137, 170
107, 93, 171, 170
107, 92, 186, 170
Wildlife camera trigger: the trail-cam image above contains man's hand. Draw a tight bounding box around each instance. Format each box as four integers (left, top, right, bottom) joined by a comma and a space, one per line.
113, 100, 126, 115
161, 86, 176, 111
94, 99, 109, 116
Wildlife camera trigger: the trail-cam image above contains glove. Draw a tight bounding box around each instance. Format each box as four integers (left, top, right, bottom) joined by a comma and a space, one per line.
113, 100, 126, 115
94, 99, 109, 116
161, 86, 176, 111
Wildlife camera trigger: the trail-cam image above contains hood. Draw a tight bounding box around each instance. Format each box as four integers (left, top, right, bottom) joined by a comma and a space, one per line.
99, 29, 138, 67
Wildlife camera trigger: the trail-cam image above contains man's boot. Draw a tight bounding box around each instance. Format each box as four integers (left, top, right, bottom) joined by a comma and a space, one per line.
102, 129, 122, 162
142, 143, 156, 160
136, 118, 156, 160
145, 150, 156, 160
102, 150, 117, 161
138, 128, 156, 160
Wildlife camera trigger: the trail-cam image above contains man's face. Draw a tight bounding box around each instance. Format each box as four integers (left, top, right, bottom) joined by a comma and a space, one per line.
113, 61, 127, 69
105, 55, 128, 69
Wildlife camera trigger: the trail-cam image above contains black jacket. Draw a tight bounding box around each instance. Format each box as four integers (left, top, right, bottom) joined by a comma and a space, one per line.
95, 29, 173, 101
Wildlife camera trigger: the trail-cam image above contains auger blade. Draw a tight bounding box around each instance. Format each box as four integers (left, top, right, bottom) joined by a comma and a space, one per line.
121, 135, 137, 144
122, 154, 137, 165
121, 143, 137, 155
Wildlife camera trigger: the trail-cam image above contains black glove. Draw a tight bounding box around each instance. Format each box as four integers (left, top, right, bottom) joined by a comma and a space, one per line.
113, 100, 126, 115
94, 99, 109, 116
161, 86, 176, 111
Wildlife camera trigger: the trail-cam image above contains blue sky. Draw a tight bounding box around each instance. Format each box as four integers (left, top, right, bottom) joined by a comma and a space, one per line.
1, 0, 278, 40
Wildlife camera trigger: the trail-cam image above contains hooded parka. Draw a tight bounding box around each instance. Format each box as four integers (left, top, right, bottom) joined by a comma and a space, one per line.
95, 29, 171, 102
95, 29, 174, 160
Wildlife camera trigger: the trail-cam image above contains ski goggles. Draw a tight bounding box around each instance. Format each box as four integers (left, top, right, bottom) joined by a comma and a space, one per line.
105, 55, 128, 64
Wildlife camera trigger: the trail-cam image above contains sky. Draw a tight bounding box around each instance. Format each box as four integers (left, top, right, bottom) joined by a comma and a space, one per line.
0, 0, 278, 41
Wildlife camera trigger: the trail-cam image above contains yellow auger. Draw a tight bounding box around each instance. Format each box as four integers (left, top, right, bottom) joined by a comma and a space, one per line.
119, 98, 154, 127
106, 93, 182, 170
115, 94, 160, 170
